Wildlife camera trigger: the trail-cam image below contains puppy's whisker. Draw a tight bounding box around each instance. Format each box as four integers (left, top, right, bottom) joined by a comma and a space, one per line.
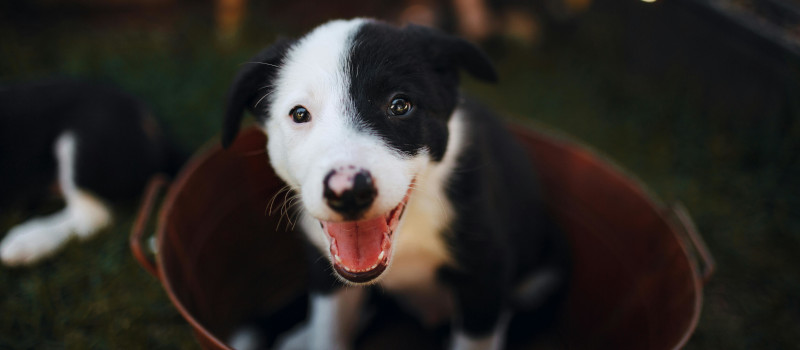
275, 210, 284, 231
274, 192, 296, 230
254, 90, 275, 108
257, 84, 275, 91
283, 198, 301, 221
267, 185, 291, 216
283, 201, 303, 232
278, 190, 298, 229
280, 192, 288, 218
290, 211, 302, 231
268, 185, 290, 214
281, 189, 292, 213
241, 61, 280, 68
286, 207, 303, 232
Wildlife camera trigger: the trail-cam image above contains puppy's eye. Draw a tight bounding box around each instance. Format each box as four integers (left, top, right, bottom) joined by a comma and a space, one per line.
388, 97, 411, 116
289, 106, 311, 123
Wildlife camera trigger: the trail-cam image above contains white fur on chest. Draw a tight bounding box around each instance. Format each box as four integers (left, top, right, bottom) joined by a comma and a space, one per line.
378, 174, 454, 292
375, 111, 466, 325
381, 111, 466, 291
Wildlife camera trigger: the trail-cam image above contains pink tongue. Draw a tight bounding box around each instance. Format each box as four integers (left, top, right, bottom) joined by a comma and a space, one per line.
322, 215, 387, 271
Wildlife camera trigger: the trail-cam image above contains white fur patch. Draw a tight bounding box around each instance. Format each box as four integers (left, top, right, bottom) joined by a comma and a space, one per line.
264, 18, 365, 192
0, 132, 111, 266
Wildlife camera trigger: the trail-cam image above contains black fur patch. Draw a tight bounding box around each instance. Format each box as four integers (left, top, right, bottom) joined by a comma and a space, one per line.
436, 99, 570, 336
222, 38, 296, 148
347, 22, 497, 161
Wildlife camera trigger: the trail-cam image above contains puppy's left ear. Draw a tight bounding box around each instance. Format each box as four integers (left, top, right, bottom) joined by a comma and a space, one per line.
442, 36, 498, 83
223, 38, 295, 148
411, 25, 498, 83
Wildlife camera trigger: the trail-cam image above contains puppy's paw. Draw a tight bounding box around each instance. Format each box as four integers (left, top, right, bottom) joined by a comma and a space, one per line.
0, 222, 68, 266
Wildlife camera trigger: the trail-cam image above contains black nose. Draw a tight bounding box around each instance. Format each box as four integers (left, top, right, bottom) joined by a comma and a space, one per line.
323, 169, 377, 218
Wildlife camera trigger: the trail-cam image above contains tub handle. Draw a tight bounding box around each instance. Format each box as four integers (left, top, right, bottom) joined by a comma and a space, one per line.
669, 202, 715, 284
130, 175, 168, 280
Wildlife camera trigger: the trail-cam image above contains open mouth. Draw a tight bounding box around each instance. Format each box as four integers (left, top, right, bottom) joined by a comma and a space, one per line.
319, 186, 413, 284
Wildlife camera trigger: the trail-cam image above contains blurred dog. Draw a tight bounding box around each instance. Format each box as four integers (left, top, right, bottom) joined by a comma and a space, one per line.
223, 19, 569, 350
0, 79, 183, 266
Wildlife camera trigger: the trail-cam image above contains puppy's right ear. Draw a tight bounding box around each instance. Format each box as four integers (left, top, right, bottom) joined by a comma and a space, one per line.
223, 38, 295, 148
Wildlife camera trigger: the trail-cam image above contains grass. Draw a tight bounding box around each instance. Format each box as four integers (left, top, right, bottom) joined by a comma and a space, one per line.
1, 1, 799, 349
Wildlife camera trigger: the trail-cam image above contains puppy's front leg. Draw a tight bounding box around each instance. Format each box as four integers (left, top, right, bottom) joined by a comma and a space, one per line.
275, 242, 365, 350
451, 312, 511, 350
275, 287, 365, 350
445, 262, 512, 350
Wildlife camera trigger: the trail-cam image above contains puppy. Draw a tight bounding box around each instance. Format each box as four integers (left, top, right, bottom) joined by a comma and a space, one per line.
0, 79, 183, 266
223, 19, 569, 350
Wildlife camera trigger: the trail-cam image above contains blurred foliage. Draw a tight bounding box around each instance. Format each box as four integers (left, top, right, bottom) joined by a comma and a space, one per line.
1, 0, 799, 349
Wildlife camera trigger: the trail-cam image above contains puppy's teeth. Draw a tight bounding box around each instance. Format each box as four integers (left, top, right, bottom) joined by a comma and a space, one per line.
378, 251, 385, 260
335, 254, 342, 263
382, 233, 391, 251
330, 238, 338, 256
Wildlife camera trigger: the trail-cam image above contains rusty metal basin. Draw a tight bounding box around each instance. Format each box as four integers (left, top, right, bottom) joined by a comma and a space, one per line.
131, 124, 713, 349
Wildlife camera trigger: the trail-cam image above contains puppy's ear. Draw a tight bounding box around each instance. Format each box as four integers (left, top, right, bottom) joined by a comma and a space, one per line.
409, 25, 498, 83
442, 36, 498, 83
223, 38, 295, 148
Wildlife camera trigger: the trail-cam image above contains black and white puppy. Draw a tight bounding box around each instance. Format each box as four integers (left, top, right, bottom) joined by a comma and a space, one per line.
0, 79, 182, 266
223, 19, 569, 350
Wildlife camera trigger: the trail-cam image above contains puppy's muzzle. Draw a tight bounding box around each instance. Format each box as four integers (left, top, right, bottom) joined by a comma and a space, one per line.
323, 167, 377, 219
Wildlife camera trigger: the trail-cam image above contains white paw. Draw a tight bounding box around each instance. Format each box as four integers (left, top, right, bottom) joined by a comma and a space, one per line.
0, 221, 69, 266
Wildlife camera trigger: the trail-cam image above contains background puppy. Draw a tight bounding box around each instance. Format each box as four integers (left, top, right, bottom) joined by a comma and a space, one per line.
223, 19, 569, 350
0, 79, 183, 266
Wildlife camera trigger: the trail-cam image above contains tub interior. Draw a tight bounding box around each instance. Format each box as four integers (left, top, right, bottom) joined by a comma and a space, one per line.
157, 126, 701, 349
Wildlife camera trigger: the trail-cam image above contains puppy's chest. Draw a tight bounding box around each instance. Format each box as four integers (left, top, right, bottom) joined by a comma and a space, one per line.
379, 192, 455, 325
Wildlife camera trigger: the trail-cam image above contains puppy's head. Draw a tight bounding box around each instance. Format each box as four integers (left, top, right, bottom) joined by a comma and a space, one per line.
223, 19, 496, 284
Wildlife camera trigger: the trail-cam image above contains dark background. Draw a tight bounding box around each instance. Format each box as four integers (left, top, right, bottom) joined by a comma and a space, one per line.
1, 0, 798, 348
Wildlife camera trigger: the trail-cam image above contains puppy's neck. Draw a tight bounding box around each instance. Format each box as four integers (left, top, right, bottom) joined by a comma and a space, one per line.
378, 108, 468, 290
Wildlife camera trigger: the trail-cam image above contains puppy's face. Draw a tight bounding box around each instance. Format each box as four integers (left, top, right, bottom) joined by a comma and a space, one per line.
223, 19, 496, 284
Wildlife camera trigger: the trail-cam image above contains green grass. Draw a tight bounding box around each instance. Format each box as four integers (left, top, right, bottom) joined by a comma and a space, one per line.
1, 3, 799, 349
0, 205, 196, 349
